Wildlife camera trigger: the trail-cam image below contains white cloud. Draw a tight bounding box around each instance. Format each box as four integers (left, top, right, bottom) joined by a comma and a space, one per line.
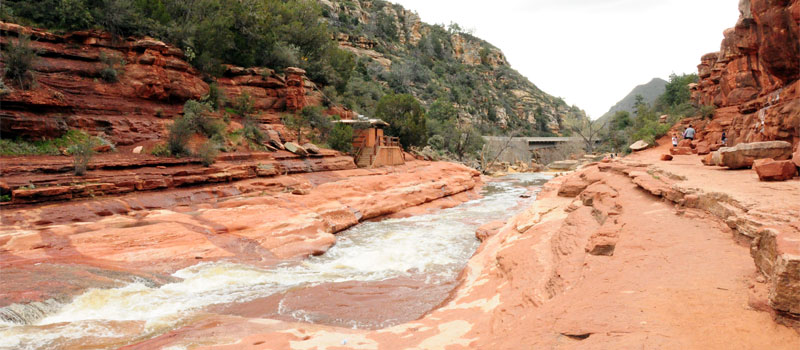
392, 0, 740, 119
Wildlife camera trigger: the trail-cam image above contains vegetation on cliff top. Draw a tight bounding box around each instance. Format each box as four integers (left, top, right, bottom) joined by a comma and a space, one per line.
602, 73, 706, 152
321, 0, 587, 136
2, 0, 588, 162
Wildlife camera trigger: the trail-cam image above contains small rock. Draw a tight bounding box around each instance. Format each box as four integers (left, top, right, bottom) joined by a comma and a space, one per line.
670, 147, 693, 155
755, 275, 766, 283
291, 188, 310, 195
0, 180, 10, 195
660, 154, 673, 161
132, 146, 144, 154
93, 144, 111, 153
476, 220, 505, 242
683, 194, 699, 208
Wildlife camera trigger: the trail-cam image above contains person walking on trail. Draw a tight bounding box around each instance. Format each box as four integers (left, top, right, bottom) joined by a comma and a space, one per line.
672, 134, 679, 147
683, 125, 696, 141
721, 131, 727, 146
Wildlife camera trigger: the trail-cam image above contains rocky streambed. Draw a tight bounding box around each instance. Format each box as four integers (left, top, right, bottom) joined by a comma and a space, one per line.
0, 163, 551, 349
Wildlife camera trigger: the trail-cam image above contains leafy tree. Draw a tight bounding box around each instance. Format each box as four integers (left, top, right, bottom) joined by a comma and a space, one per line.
610, 111, 632, 130
301, 106, 333, 142
3, 35, 37, 89
375, 94, 427, 148
328, 123, 353, 153
657, 73, 698, 109
428, 99, 458, 122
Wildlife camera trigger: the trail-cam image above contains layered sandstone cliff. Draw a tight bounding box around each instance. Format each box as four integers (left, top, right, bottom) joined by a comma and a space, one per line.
691, 0, 800, 147
0, 22, 342, 146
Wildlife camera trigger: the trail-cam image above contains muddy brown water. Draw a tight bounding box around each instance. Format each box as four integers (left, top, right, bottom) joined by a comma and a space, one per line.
0, 173, 551, 349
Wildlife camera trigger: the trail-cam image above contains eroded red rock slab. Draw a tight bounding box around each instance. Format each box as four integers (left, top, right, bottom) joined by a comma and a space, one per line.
0, 161, 480, 308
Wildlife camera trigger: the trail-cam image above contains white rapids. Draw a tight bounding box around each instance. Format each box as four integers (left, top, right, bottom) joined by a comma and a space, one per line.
0, 173, 552, 350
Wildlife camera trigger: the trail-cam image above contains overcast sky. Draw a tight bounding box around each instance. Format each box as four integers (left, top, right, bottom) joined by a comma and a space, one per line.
392, 0, 740, 119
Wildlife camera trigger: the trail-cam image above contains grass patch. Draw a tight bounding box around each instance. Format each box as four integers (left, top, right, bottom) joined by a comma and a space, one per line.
0, 130, 108, 156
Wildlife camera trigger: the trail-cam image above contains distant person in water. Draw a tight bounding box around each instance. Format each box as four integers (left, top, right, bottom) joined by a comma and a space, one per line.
683, 125, 696, 141
721, 131, 727, 146
672, 134, 679, 147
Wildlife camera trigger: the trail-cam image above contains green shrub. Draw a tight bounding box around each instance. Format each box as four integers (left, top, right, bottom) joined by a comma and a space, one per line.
68, 138, 95, 176
3, 35, 37, 89
196, 140, 219, 167
232, 92, 255, 118
203, 82, 226, 110
242, 116, 266, 145
182, 100, 225, 139
327, 123, 353, 153
282, 113, 309, 144
98, 52, 125, 83
167, 115, 194, 156
0, 194, 11, 203
428, 134, 445, 150
150, 143, 171, 157
699, 105, 715, 119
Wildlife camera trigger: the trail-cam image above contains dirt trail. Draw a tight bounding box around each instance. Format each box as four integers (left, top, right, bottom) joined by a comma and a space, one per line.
481, 169, 797, 349
120, 155, 800, 349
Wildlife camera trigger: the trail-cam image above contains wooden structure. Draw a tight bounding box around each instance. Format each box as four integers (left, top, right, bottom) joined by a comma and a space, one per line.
334, 119, 405, 168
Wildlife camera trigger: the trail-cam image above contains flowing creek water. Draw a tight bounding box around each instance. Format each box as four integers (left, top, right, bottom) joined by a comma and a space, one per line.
0, 173, 552, 350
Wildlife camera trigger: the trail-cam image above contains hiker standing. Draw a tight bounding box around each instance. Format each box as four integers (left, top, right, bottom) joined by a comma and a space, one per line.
672, 134, 679, 147
721, 131, 727, 146
683, 125, 696, 141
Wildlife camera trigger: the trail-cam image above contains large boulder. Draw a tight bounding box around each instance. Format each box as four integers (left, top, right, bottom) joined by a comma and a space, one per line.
548, 160, 579, 171
302, 143, 321, 155
711, 150, 722, 166
695, 141, 711, 155
266, 129, 285, 150
284, 142, 308, 157
719, 141, 793, 169
629, 140, 649, 152
753, 158, 798, 181
678, 139, 693, 148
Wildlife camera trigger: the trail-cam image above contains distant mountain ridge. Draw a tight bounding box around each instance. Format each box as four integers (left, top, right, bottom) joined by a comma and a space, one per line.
598, 78, 667, 123
321, 0, 588, 135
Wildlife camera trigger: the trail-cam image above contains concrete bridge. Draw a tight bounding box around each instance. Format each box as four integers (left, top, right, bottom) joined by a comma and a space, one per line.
481, 136, 601, 163
482, 136, 600, 149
